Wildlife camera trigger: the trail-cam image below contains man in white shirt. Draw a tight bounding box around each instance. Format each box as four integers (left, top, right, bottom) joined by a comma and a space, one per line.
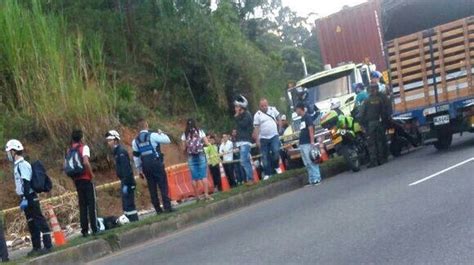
253, 98, 282, 180
219, 134, 236, 187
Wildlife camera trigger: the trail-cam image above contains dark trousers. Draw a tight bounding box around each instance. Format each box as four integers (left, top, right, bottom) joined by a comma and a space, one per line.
234, 162, 245, 183
223, 163, 237, 187
0, 220, 9, 261
24, 195, 52, 250
367, 121, 388, 165
75, 180, 98, 235
121, 184, 138, 222
260, 135, 281, 176
209, 165, 222, 191
143, 159, 171, 212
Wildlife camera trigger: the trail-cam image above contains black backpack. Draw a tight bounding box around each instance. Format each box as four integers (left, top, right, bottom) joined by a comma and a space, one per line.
18, 160, 53, 193
64, 146, 85, 178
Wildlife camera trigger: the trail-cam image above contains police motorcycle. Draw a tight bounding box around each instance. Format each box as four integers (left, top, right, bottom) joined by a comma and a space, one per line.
320, 110, 369, 172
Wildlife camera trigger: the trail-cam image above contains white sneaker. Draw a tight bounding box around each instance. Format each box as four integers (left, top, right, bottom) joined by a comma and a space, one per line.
263, 175, 270, 180
275, 168, 283, 174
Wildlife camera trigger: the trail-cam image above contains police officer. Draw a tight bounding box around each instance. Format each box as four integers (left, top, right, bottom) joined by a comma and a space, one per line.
132, 119, 173, 214
359, 84, 391, 167
5, 140, 53, 256
105, 130, 139, 222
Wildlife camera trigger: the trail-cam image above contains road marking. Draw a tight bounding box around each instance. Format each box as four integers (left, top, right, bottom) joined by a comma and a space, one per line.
409, 157, 474, 186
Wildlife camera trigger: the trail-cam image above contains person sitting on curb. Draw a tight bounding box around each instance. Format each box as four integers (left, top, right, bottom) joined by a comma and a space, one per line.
5, 140, 53, 256
105, 130, 139, 222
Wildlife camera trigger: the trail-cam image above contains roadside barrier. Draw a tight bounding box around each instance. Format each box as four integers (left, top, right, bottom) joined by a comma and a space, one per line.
219, 164, 231, 192
166, 163, 215, 201
44, 205, 67, 246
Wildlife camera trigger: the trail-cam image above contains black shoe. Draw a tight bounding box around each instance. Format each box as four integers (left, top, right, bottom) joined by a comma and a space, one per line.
1, 258, 10, 263
367, 163, 378, 168
82, 232, 89, 238
164, 208, 175, 213
27, 249, 42, 257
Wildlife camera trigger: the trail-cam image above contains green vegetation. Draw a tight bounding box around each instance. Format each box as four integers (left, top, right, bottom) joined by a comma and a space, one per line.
0, 0, 113, 149
1, 0, 322, 150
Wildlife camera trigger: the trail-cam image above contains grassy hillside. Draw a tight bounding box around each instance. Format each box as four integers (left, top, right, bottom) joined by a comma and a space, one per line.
0, 0, 321, 212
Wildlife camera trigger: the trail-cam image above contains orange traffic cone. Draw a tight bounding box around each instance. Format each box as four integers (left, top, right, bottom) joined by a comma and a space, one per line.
319, 145, 329, 162
44, 205, 67, 246
251, 156, 260, 183
219, 163, 231, 192
278, 158, 286, 173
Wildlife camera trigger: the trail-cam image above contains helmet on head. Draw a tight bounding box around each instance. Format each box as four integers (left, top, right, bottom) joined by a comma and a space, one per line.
295, 86, 308, 101
370, 71, 382, 79
320, 110, 339, 129
105, 130, 120, 141
310, 146, 321, 164
234, 95, 248, 109
5, 139, 24, 152
117, 215, 130, 225
329, 98, 341, 110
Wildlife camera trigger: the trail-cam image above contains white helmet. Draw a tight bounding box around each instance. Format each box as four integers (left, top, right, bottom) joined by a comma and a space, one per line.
329, 98, 341, 110
105, 130, 120, 141
5, 139, 24, 152
234, 95, 248, 109
117, 215, 130, 225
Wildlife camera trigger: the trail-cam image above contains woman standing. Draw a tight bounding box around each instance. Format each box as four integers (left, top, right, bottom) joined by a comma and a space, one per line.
181, 119, 213, 201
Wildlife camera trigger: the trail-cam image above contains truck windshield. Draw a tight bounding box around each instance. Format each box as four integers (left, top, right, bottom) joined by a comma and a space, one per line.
311, 75, 351, 102
290, 75, 351, 107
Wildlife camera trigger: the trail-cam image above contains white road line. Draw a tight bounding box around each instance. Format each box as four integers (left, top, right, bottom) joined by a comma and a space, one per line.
409, 157, 474, 186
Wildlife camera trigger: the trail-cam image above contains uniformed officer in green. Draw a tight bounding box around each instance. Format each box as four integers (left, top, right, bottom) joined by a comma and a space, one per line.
359, 83, 391, 167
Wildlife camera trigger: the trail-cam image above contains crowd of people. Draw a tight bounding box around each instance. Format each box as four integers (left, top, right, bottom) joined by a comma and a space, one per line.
0, 95, 293, 260
0, 69, 392, 260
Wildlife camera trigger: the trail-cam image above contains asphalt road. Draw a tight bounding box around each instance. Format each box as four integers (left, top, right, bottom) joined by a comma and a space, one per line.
91, 135, 474, 265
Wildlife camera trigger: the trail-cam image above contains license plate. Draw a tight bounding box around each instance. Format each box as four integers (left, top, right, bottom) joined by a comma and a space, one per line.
433, 115, 450, 126
333, 136, 343, 144
388, 128, 395, 134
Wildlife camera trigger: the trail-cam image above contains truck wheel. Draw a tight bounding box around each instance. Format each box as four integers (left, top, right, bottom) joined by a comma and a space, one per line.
434, 132, 452, 150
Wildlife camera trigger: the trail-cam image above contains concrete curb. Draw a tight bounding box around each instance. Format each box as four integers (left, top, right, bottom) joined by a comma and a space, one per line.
24, 163, 346, 264
27, 239, 112, 265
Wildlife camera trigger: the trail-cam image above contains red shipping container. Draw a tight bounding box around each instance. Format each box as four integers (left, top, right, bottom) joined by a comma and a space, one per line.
314, 0, 386, 70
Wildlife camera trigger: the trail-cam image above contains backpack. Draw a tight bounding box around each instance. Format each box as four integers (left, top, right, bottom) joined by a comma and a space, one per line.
186, 129, 204, 155
64, 146, 85, 178
17, 160, 53, 193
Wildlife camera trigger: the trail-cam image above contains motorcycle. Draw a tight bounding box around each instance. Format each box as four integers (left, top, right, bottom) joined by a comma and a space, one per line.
321, 110, 370, 172
387, 117, 421, 157
328, 126, 369, 172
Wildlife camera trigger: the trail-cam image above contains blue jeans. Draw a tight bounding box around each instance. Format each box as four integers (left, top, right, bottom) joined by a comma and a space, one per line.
260, 135, 281, 176
239, 144, 254, 182
300, 144, 321, 183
